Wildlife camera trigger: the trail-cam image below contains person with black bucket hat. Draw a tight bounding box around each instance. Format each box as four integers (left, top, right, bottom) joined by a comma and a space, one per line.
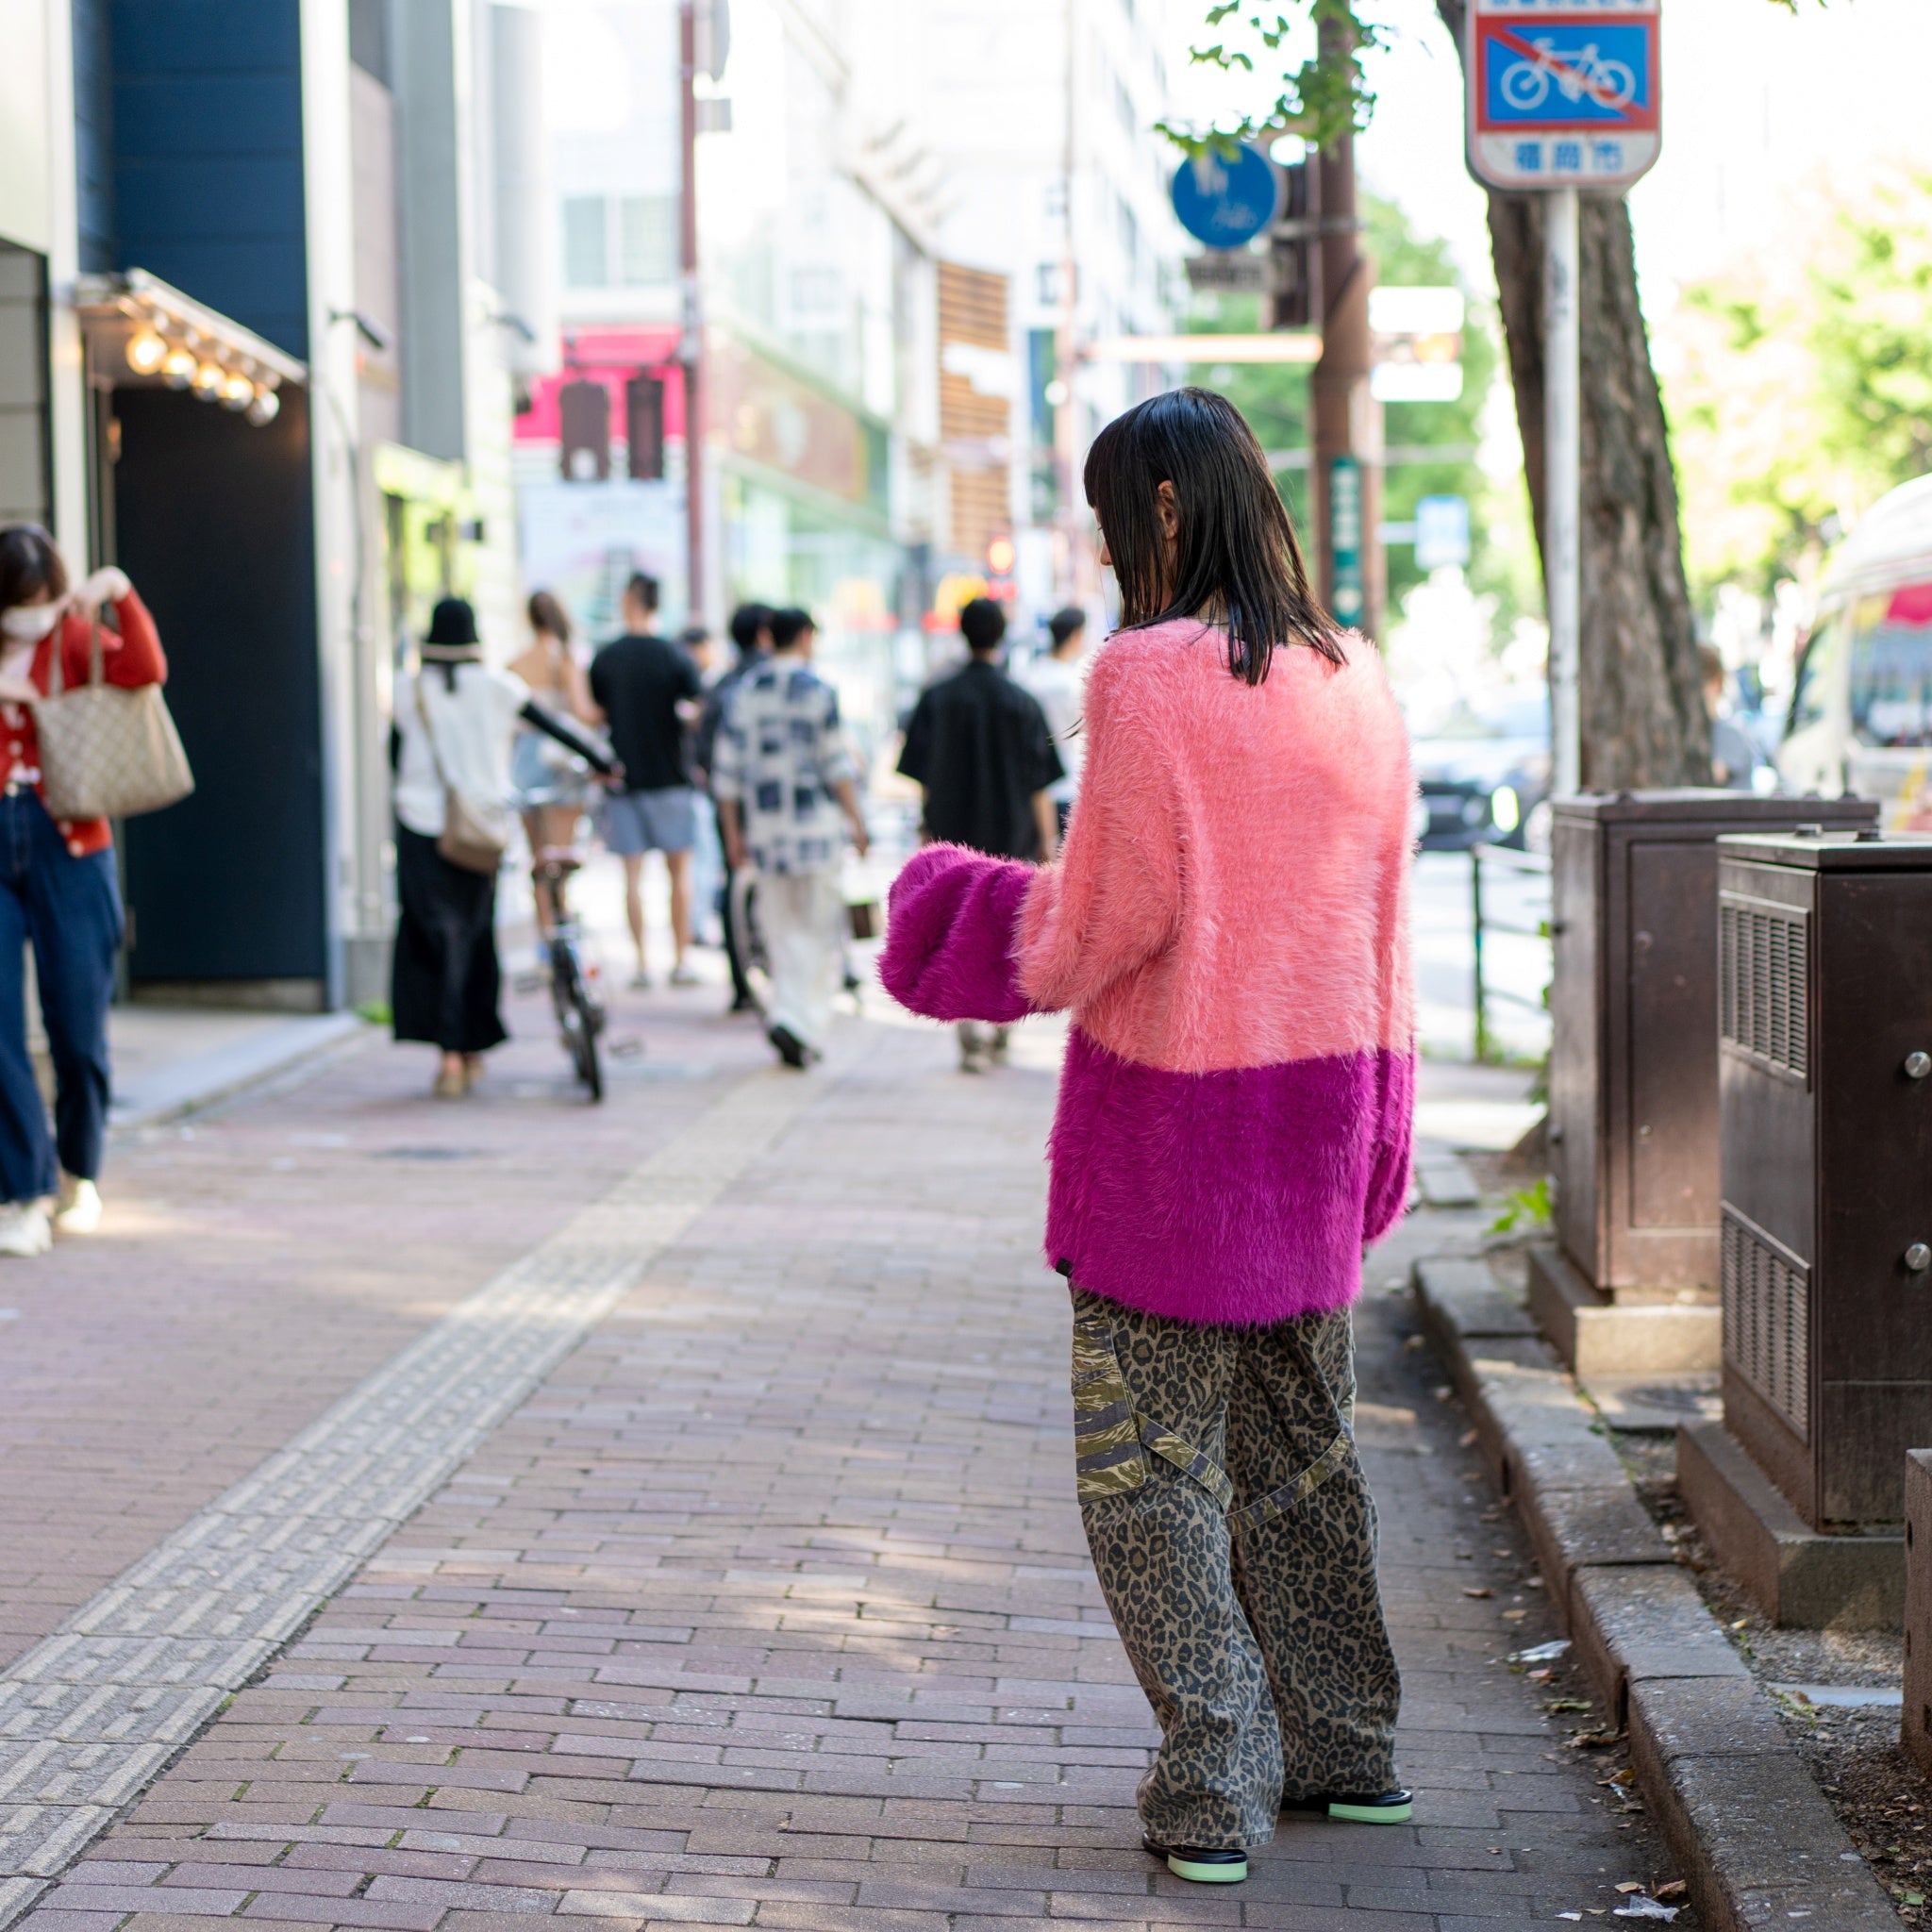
391, 597, 617, 1098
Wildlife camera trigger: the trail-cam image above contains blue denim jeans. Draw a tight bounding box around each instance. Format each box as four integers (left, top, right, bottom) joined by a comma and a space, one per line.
0, 790, 122, 1203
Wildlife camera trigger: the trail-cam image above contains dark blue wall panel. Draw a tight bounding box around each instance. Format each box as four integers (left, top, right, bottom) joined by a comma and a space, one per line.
102, 1, 325, 990
107, 0, 308, 358
72, 0, 116, 272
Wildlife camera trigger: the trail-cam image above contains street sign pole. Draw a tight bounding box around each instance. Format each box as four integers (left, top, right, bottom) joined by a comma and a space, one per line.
678, 0, 705, 628
1465, 0, 1660, 798
1545, 184, 1580, 797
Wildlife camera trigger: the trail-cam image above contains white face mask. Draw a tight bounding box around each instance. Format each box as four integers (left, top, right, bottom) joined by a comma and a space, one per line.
0, 604, 61, 643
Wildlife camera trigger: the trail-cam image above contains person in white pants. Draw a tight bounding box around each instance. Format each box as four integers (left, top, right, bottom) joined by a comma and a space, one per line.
710, 608, 869, 1068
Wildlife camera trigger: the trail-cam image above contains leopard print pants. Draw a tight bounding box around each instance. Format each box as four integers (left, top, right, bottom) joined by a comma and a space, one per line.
1070, 1285, 1401, 1850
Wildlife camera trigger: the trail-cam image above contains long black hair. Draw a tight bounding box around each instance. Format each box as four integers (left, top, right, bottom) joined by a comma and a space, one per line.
1083, 387, 1342, 684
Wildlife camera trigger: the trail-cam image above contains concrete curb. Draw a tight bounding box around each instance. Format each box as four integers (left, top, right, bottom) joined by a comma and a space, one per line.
108, 1012, 370, 1135
1414, 1255, 1900, 1932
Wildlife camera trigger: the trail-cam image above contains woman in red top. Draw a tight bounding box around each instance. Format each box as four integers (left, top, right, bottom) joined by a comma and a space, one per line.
0, 525, 168, 1257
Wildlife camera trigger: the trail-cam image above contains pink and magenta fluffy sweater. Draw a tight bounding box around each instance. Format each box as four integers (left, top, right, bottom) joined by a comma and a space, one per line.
880, 618, 1416, 1328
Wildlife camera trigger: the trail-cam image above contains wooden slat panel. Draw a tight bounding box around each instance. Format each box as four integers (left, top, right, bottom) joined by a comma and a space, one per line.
939, 373, 1007, 441
950, 465, 1008, 558
938, 260, 1008, 349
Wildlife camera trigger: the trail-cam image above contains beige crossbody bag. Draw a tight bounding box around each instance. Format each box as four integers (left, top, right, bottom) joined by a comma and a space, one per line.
412, 671, 511, 875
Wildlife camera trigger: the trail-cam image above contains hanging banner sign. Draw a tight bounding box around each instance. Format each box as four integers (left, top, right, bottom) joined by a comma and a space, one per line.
1466, 0, 1662, 192
1328, 456, 1364, 626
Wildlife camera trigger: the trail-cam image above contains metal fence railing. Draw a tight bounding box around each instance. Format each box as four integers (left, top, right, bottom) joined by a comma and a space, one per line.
1470, 841, 1553, 1064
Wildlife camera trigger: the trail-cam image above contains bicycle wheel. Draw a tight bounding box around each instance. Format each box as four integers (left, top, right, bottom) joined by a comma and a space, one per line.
1591, 59, 1636, 109
569, 979, 604, 1102
1501, 60, 1548, 110
548, 941, 577, 1040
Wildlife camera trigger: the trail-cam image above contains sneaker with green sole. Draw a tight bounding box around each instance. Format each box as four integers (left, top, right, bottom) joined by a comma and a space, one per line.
1281, 1789, 1412, 1824
1141, 1838, 1247, 1883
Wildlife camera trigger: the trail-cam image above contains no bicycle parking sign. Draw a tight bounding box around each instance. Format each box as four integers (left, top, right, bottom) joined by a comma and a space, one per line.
1466, 0, 1661, 192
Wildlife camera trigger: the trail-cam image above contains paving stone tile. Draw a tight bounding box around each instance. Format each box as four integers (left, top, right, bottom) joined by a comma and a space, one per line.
0, 1805, 116, 1879
0, 1746, 175, 1807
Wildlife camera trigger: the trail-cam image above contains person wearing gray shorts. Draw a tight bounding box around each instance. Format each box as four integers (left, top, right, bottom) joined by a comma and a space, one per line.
586, 573, 704, 987
600, 784, 697, 861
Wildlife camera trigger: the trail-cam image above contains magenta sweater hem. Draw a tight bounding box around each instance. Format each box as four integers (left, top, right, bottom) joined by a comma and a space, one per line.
1044, 1028, 1415, 1329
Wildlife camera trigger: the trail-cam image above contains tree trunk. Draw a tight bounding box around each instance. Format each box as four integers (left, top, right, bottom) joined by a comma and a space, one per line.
1436, 0, 1708, 788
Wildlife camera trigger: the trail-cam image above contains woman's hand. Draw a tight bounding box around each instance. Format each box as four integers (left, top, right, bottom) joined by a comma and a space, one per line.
75, 566, 130, 612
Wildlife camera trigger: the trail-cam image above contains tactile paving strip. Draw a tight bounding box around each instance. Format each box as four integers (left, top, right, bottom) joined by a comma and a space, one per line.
0, 1068, 823, 1926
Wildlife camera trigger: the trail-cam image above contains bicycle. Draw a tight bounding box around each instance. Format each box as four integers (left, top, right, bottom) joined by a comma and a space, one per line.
1498, 34, 1636, 114
534, 848, 608, 1102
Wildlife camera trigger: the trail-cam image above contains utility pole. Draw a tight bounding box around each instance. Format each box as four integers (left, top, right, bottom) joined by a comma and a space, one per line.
1544, 184, 1581, 796
677, 0, 705, 626
1054, 0, 1080, 605
1307, 18, 1378, 637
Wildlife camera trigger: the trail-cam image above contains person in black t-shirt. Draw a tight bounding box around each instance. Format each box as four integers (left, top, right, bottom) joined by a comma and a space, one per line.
587, 573, 703, 989
897, 597, 1063, 1071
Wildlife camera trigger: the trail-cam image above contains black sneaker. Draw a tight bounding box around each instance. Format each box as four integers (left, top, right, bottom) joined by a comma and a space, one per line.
768, 1024, 808, 1069
1282, 1789, 1412, 1824
1141, 1837, 1247, 1884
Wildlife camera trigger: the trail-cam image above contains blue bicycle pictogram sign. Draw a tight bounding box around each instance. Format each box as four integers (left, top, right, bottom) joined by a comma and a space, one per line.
1480, 18, 1656, 128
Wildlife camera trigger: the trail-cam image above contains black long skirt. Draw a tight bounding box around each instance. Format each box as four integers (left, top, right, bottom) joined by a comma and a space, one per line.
391, 822, 508, 1054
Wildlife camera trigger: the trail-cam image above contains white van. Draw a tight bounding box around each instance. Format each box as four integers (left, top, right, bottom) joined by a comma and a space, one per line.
1779, 474, 1932, 825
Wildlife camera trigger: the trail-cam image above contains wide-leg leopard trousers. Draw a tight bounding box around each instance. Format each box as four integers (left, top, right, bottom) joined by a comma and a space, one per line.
1070, 1285, 1401, 1851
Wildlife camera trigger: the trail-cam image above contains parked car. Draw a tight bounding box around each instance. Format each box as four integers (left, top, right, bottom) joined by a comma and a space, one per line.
1780, 474, 1932, 827
1411, 694, 1551, 851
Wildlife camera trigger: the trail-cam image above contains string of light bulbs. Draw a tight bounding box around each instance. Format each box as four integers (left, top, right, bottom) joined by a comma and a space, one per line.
125, 320, 282, 425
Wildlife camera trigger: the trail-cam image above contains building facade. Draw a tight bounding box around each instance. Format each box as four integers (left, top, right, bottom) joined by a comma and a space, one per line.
913, 0, 1188, 637
515, 0, 1184, 763
0, 0, 550, 1010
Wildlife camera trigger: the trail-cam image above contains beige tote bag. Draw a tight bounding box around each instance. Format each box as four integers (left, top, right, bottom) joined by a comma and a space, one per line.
34, 618, 194, 822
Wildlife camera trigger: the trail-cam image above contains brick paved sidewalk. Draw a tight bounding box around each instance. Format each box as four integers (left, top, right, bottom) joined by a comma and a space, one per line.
0, 978, 772, 1669
12, 1014, 1688, 1930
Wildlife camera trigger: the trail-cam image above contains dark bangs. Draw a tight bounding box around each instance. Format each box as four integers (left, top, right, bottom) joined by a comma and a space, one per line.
1083, 387, 1341, 684
0, 525, 67, 613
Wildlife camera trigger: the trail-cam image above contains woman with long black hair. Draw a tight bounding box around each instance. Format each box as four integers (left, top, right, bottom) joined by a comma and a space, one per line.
881, 390, 1417, 1884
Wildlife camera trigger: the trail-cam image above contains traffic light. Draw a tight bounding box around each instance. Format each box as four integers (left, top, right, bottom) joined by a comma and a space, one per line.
558, 378, 610, 482
1268, 162, 1315, 331
626, 375, 665, 481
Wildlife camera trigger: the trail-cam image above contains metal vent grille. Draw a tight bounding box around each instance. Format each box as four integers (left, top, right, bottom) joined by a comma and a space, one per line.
1720, 900, 1809, 1079
1722, 1208, 1809, 1435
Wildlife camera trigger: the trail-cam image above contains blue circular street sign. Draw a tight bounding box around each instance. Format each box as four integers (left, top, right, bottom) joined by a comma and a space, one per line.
1170, 142, 1280, 250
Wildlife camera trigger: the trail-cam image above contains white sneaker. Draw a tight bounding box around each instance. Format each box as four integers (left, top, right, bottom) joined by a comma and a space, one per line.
0, 1202, 53, 1257
55, 1176, 102, 1235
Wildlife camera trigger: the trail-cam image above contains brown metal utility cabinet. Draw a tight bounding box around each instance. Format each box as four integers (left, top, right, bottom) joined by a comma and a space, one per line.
1717, 830, 1932, 1526
1546, 793, 1876, 1303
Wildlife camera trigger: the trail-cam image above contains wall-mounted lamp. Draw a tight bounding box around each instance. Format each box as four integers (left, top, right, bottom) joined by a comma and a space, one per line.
125, 328, 168, 375
246, 387, 280, 427
329, 308, 392, 353
160, 345, 197, 390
